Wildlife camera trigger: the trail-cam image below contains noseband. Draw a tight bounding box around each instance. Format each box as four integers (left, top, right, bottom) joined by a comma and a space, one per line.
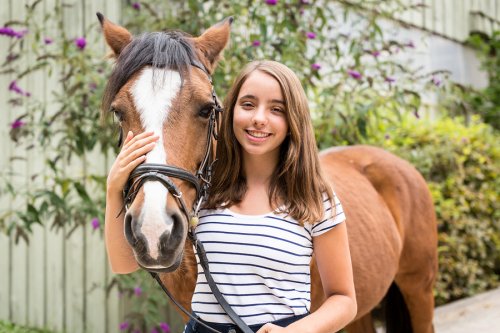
119, 61, 253, 333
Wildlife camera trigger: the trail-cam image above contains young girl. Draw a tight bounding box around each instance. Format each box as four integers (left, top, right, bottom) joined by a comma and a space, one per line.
105, 60, 356, 332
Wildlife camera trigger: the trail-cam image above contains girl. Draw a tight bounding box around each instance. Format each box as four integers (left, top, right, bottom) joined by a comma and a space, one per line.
105, 60, 356, 333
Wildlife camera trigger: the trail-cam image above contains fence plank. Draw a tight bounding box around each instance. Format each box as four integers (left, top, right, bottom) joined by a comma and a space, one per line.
10, 0, 29, 326
62, 1, 86, 332
82, 0, 109, 329
0, 0, 13, 321
25, 0, 48, 327
41, 0, 66, 330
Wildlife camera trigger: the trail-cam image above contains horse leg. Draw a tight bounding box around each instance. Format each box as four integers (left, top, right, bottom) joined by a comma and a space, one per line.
345, 313, 376, 333
393, 269, 436, 333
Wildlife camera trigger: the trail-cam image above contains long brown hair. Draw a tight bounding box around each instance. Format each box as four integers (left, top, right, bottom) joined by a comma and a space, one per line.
206, 60, 334, 225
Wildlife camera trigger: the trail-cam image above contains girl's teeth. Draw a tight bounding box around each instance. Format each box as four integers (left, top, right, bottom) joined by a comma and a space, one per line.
248, 131, 269, 138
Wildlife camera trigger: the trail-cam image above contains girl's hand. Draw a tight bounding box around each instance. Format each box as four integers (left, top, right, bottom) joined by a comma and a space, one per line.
106, 130, 159, 197
257, 323, 288, 333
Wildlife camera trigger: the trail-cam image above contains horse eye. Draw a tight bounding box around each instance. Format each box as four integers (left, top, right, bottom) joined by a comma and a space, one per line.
111, 107, 124, 122
198, 106, 213, 118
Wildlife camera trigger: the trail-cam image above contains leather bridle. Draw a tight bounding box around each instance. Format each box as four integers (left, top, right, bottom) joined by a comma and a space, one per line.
120, 61, 253, 333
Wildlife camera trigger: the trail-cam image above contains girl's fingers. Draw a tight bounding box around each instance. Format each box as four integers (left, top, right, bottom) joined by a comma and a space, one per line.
126, 154, 147, 171
123, 131, 156, 150
123, 133, 159, 154
122, 131, 133, 146
121, 142, 156, 166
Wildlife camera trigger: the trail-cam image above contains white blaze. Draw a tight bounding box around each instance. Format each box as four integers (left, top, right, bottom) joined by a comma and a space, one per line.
131, 68, 181, 260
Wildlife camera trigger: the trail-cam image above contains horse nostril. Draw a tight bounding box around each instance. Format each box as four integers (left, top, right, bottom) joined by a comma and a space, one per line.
124, 213, 136, 245
159, 211, 185, 252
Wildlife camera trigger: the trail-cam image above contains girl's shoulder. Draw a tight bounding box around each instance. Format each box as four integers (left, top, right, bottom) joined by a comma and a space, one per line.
305, 191, 346, 237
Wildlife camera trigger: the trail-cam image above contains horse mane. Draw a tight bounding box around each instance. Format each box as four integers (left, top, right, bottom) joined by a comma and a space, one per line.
101, 30, 198, 116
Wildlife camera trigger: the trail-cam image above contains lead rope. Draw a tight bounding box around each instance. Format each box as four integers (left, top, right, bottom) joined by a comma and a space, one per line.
149, 272, 221, 333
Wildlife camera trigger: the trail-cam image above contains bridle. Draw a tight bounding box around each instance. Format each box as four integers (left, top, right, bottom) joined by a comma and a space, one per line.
119, 61, 253, 333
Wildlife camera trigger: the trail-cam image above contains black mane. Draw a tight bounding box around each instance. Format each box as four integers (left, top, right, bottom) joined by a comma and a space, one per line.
102, 31, 198, 113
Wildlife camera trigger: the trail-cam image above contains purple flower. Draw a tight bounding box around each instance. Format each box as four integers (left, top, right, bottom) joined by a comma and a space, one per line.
44, 37, 53, 45
371, 50, 381, 57
11, 119, 26, 129
311, 63, 321, 70
134, 286, 142, 296
300, 0, 310, 4
159, 323, 170, 333
384, 134, 390, 140
91, 218, 100, 230
0, 27, 15, 37
75, 37, 86, 50
0, 27, 27, 39
347, 69, 362, 80
405, 41, 415, 48
431, 76, 442, 87
413, 110, 420, 119
119, 321, 129, 331
132, 2, 141, 10
385, 76, 396, 83
461, 137, 468, 144
89, 82, 97, 91
133, 330, 141, 333
252, 40, 261, 47
306, 32, 316, 39
151, 328, 159, 333
265, 0, 277, 5
9, 80, 30, 97
15, 30, 28, 38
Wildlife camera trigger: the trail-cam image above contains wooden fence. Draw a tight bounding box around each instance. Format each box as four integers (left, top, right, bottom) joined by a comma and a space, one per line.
0, 1, 126, 332
0, 1, 498, 333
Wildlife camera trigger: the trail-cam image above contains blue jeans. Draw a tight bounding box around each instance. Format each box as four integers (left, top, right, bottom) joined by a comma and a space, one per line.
184, 313, 309, 333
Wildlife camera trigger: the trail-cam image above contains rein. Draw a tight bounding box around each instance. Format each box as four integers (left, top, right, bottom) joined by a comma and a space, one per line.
121, 61, 253, 333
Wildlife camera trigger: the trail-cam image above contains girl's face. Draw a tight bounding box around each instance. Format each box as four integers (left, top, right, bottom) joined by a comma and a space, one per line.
233, 71, 289, 161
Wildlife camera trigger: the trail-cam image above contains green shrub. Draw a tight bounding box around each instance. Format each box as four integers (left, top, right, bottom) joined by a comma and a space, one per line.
370, 115, 500, 305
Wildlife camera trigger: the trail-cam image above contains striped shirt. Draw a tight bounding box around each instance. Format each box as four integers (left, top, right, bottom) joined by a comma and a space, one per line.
191, 193, 346, 325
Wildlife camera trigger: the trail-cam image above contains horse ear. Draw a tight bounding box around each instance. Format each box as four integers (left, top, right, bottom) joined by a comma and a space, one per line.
193, 17, 233, 73
96, 12, 132, 57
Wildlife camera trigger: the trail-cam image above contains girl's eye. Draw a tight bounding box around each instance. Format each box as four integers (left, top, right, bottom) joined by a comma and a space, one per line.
241, 102, 254, 108
272, 107, 284, 113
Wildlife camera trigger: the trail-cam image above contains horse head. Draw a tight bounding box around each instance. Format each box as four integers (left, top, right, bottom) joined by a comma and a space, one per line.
99, 13, 231, 272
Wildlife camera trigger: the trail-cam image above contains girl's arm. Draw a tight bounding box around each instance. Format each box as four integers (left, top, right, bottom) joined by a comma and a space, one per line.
258, 221, 357, 333
105, 130, 159, 274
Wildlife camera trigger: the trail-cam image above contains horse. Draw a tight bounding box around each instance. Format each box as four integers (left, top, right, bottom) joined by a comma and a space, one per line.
98, 14, 438, 333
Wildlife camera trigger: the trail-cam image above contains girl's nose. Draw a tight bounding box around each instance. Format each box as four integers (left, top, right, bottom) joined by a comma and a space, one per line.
252, 106, 267, 127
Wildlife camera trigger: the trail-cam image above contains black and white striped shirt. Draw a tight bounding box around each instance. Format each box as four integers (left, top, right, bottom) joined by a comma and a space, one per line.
191, 194, 346, 325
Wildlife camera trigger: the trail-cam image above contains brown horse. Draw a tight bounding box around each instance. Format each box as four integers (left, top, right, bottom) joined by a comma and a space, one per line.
98, 15, 438, 333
